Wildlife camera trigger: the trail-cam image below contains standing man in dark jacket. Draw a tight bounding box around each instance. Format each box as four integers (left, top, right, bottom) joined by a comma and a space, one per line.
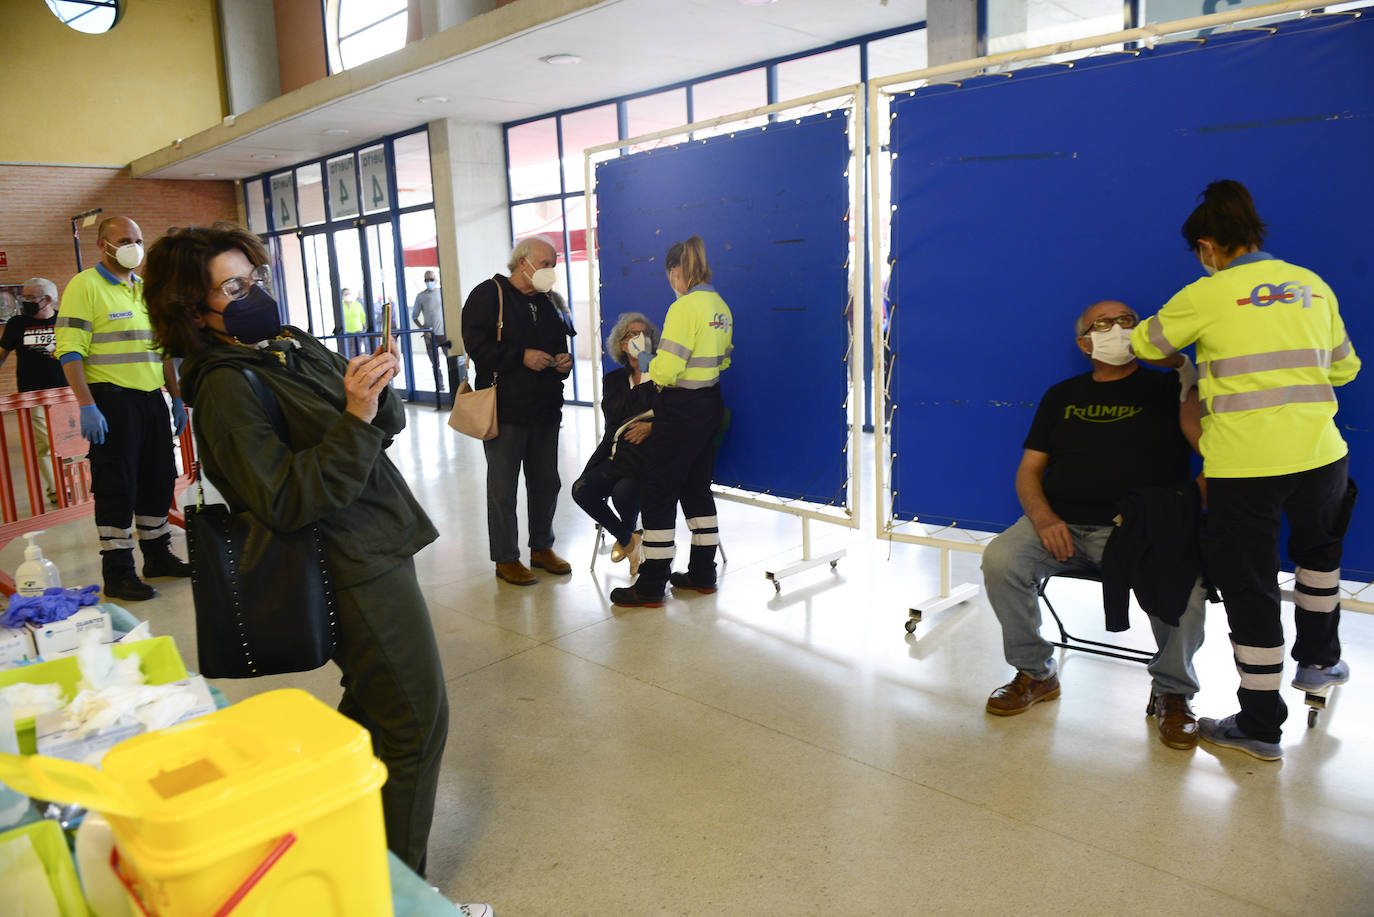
462, 235, 573, 585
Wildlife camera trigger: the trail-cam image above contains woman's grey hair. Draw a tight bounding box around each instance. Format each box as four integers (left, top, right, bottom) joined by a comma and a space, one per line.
25, 278, 58, 302
507, 235, 557, 274
605, 312, 660, 367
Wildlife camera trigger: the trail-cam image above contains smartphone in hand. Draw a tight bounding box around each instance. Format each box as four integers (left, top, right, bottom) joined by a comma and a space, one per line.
381, 302, 392, 354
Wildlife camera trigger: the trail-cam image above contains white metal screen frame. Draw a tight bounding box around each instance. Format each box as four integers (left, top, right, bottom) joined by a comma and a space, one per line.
865, 0, 1374, 614
582, 86, 867, 533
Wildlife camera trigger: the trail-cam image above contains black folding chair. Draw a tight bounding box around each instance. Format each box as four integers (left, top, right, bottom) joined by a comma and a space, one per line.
1036, 571, 1152, 665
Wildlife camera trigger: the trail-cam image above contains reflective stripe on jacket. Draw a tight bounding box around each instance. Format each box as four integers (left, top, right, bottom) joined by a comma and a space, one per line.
649, 285, 733, 389
1131, 254, 1359, 478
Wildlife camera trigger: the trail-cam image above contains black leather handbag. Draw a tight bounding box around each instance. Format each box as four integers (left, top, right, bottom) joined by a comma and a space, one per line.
186, 367, 338, 678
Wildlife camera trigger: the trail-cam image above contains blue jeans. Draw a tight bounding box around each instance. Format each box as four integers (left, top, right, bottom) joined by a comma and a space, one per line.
572, 460, 640, 547
482, 420, 560, 563
981, 515, 1206, 697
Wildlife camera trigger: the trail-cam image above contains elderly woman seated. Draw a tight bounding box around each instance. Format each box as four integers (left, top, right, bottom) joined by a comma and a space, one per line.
572, 312, 660, 573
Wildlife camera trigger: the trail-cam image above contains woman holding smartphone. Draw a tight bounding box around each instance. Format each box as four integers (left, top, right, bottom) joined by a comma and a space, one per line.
142, 223, 448, 874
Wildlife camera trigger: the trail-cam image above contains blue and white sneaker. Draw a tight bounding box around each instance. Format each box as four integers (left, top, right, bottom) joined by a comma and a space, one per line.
1292, 659, 1350, 693
1199, 714, 1283, 761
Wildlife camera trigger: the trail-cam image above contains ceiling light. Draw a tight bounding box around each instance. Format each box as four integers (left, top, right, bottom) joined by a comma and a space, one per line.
195, 171, 218, 177
416, 95, 450, 104
251, 153, 277, 161
541, 53, 582, 65
323, 128, 351, 136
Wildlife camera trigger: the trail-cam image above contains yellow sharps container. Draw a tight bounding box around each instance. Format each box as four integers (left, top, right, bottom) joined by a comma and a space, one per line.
0, 688, 392, 916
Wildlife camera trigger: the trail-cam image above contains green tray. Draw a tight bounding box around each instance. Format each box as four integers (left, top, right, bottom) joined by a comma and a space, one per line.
0, 817, 91, 916
0, 637, 189, 754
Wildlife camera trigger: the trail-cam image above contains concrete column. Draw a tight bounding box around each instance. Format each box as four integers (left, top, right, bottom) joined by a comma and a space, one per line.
428, 117, 512, 357
417, 0, 501, 37
926, 0, 979, 67
218, 0, 281, 114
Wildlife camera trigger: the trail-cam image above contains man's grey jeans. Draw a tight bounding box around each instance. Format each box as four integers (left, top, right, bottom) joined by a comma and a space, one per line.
981, 515, 1206, 697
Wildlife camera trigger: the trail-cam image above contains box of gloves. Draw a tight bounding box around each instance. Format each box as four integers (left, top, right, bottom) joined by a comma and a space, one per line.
26, 606, 113, 659
0, 626, 38, 668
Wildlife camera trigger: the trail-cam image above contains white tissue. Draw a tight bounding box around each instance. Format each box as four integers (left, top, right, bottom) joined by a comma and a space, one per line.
0, 682, 64, 720
0, 832, 62, 917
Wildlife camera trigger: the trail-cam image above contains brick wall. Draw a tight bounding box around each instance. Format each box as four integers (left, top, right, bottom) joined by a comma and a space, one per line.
0, 165, 238, 394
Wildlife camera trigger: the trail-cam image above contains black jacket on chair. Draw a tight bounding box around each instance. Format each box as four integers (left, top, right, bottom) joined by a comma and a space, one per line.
1100, 483, 1204, 631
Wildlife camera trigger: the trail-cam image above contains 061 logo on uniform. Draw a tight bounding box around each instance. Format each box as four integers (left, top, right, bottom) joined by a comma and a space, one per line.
1236, 281, 1323, 309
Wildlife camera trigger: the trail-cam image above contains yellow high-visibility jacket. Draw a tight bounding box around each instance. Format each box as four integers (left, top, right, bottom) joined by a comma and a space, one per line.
1131, 252, 1359, 478
649, 285, 733, 390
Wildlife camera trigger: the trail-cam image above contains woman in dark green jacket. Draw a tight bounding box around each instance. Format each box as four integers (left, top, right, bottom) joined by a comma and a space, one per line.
142, 223, 446, 874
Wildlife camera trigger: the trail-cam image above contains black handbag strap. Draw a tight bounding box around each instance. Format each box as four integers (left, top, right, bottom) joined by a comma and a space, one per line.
239, 366, 290, 442
194, 364, 289, 504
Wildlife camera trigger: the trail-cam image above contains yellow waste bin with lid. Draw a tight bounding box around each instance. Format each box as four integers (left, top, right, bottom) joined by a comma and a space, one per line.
0, 688, 392, 916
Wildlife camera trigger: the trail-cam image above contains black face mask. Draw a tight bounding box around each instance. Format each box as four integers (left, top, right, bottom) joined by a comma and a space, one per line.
219, 285, 282, 343
20, 300, 42, 317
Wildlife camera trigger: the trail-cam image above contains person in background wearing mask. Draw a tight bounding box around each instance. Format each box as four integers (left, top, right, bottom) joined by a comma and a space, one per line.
1131, 180, 1360, 761
1, 278, 69, 504
411, 270, 450, 390
461, 235, 573, 586
572, 312, 660, 573
611, 235, 732, 607
338, 287, 367, 358
979, 300, 1209, 750
55, 217, 189, 601
141, 223, 452, 880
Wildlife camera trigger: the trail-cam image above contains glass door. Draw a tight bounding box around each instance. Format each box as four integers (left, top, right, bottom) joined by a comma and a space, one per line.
361, 219, 409, 394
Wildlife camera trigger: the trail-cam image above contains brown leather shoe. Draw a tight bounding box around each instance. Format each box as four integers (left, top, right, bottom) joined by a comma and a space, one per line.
529, 548, 571, 575
495, 561, 538, 586
1148, 693, 1198, 749
986, 671, 1061, 716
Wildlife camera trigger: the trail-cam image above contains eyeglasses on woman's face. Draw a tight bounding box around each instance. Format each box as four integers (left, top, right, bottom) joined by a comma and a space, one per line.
217, 265, 272, 301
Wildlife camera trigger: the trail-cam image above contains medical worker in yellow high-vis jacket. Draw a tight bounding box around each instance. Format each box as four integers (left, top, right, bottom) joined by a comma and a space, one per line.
611, 235, 732, 607
1131, 180, 1360, 761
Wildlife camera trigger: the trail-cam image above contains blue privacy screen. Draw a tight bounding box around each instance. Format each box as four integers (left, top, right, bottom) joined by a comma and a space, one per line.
595, 112, 852, 506
888, 14, 1374, 575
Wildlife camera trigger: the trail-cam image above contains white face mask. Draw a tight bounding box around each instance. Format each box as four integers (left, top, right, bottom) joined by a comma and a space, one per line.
1089, 325, 1135, 366
526, 261, 557, 293
624, 332, 647, 358
1201, 259, 1218, 277
106, 241, 144, 270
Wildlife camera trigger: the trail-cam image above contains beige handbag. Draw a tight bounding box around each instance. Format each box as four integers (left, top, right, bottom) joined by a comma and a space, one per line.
447, 281, 502, 440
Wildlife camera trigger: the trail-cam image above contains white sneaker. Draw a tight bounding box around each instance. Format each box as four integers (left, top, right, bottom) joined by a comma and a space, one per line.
458, 906, 494, 917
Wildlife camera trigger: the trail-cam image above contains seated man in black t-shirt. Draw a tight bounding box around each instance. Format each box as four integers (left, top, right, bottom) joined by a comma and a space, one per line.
980, 300, 1207, 750
1, 278, 70, 503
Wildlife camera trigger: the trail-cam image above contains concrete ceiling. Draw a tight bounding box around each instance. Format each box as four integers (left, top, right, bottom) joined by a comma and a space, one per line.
134, 0, 928, 181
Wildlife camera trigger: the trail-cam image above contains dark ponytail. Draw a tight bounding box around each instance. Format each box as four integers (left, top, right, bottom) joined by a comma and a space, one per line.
665, 235, 712, 290
1180, 179, 1267, 253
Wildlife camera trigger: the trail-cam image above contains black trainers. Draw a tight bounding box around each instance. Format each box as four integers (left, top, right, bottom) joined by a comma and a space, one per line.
669, 572, 717, 594
609, 586, 664, 608
104, 576, 158, 602
143, 551, 192, 578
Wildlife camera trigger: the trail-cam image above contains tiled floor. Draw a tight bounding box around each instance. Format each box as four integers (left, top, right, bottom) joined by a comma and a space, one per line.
12, 403, 1374, 916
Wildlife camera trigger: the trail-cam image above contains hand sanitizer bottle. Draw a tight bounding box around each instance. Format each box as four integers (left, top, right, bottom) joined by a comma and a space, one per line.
0, 696, 30, 828
15, 532, 61, 598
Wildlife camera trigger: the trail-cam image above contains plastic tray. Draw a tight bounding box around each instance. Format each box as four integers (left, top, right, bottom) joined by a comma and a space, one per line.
0, 636, 188, 754
0, 817, 91, 916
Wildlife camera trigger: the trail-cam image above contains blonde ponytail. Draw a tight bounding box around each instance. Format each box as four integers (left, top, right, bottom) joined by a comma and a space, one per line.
665, 235, 712, 290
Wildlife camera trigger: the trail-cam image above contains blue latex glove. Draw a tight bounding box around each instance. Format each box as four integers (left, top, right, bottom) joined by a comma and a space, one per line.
637, 350, 653, 374
80, 404, 108, 445
1, 585, 101, 627
170, 397, 187, 436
